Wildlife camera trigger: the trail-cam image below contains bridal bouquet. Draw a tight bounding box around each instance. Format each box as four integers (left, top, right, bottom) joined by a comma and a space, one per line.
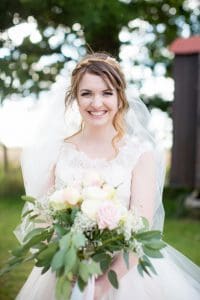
0, 171, 166, 300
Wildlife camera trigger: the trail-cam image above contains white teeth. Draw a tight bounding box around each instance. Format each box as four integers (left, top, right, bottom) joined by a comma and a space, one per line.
89, 111, 107, 116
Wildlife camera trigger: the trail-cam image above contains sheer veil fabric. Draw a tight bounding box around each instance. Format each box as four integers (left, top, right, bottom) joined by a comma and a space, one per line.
14, 93, 200, 299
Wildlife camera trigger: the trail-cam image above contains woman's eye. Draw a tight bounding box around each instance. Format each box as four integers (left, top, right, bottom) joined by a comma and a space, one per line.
103, 92, 113, 96
81, 92, 91, 96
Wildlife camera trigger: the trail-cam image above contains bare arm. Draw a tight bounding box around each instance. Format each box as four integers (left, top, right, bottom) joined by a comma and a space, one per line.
94, 150, 157, 298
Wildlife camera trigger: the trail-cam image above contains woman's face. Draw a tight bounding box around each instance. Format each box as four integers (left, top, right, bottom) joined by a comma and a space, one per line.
77, 72, 119, 128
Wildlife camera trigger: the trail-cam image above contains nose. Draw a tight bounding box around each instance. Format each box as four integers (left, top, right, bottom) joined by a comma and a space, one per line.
90, 95, 103, 108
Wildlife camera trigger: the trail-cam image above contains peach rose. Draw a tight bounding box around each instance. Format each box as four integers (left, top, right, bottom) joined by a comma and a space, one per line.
62, 186, 82, 205
82, 170, 104, 187
49, 186, 81, 211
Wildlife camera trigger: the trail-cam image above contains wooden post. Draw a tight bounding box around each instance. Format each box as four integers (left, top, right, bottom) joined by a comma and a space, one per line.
1, 143, 9, 173
169, 36, 200, 189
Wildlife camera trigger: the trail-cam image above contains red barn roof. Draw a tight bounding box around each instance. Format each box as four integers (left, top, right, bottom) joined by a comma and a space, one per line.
169, 36, 200, 54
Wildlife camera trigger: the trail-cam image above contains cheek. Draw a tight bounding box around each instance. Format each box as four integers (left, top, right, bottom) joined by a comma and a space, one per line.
107, 97, 119, 111
77, 99, 89, 111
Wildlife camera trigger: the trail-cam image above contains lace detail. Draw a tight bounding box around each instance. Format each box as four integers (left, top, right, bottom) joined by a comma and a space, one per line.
54, 134, 153, 208
62, 134, 129, 164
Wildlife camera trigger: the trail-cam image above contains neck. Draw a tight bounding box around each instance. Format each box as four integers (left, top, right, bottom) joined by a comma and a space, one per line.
81, 124, 117, 144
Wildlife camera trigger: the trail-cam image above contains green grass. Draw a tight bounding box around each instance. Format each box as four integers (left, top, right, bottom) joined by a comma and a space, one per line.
164, 219, 200, 265
0, 196, 33, 300
0, 195, 200, 300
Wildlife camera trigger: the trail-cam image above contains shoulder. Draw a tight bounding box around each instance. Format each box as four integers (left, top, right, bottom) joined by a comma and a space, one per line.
128, 135, 154, 156
125, 134, 156, 170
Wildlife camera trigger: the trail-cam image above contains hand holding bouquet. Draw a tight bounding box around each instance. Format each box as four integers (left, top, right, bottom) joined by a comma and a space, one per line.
0, 171, 166, 300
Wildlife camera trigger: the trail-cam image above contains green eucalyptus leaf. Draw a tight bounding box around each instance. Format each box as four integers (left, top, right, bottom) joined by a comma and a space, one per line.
92, 253, 110, 262
28, 214, 40, 220
22, 209, 34, 218
141, 217, 149, 230
11, 246, 29, 257
138, 258, 151, 276
35, 259, 49, 268
107, 244, 122, 252
108, 270, 119, 289
143, 246, 163, 258
135, 230, 162, 241
54, 223, 67, 237
31, 242, 47, 251
64, 246, 77, 273
123, 251, 130, 269
59, 233, 71, 250
142, 256, 157, 275
51, 249, 66, 271
78, 262, 90, 282
72, 232, 86, 249
8, 256, 24, 266
71, 207, 79, 222
100, 258, 111, 273
55, 276, 72, 300
24, 231, 52, 249
23, 228, 47, 243
37, 242, 58, 262
21, 195, 36, 204
137, 261, 145, 277
41, 265, 50, 274
93, 253, 112, 273
144, 240, 166, 250
77, 276, 87, 291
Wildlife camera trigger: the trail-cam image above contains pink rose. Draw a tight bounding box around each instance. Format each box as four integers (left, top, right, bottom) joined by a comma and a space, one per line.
96, 202, 121, 230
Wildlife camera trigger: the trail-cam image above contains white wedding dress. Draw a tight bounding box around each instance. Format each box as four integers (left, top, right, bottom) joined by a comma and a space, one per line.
16, 134, 200, 300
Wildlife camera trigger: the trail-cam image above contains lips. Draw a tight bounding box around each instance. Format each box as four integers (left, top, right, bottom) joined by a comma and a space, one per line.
87, 110, 108, 116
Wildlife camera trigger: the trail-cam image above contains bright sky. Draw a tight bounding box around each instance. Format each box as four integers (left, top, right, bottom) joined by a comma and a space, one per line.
0, 77, 173, 149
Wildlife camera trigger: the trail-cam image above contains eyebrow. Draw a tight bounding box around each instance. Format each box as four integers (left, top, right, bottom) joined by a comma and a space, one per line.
80, 88, 114, 92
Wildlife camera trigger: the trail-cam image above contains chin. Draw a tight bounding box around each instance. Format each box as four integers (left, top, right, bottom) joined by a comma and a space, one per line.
83, 112, 114, 128
86, 119, 111, 127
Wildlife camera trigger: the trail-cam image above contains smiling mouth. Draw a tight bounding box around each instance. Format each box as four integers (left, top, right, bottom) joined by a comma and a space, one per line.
87, 110, 108, 116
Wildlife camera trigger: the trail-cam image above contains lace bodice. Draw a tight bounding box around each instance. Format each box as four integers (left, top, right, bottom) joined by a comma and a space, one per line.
54, 135, 153, 209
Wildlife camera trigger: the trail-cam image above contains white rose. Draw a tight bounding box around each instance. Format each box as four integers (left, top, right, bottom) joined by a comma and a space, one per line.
49, 190, 68, 211
82, 186, 107, 202
81, 199, 103, 221
62, 186, 82, 205
102, 184, 117, 200
82, 171, 104, 187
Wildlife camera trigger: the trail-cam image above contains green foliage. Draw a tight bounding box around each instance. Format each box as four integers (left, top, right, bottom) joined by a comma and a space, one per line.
108, 269, 119, 289
93, 252, 112, 273
0, 0, 199, 106
138, 255, 157, 277
123, 251, 130, 269
21, 195, 36, 204
55, 275, 71, 300
163, 186, 193, 218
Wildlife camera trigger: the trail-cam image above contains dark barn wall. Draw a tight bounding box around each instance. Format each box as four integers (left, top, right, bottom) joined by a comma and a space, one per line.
170, 53, 200, 188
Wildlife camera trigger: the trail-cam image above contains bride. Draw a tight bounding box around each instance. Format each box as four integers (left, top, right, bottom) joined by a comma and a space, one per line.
15, 52, 200, 299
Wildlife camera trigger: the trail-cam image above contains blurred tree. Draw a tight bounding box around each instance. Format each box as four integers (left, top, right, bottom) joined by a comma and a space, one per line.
0, 0, 199, 112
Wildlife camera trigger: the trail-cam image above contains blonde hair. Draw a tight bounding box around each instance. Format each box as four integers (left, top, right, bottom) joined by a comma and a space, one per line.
65, 52, 129, 156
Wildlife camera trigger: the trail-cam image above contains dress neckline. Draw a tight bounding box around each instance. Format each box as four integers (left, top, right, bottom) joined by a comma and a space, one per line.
63, 134, 129, 163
